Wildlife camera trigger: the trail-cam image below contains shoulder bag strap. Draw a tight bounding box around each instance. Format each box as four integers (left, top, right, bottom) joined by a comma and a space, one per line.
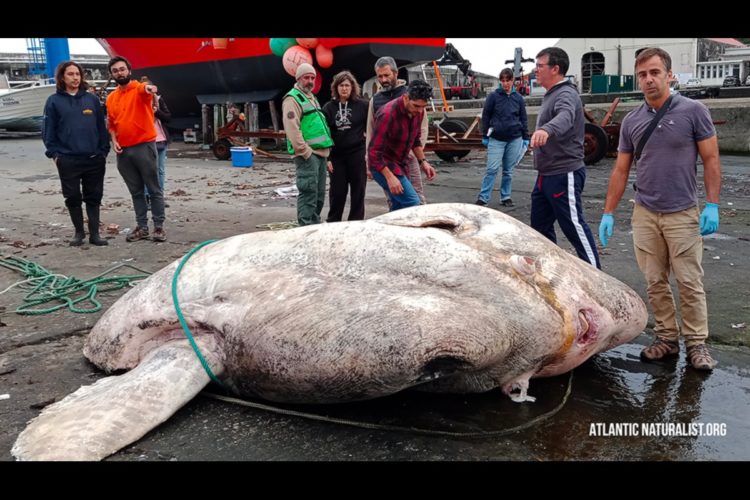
634, 95, 673, 161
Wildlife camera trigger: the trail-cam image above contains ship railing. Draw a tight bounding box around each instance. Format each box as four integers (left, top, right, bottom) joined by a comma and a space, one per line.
7, 78, 55, 89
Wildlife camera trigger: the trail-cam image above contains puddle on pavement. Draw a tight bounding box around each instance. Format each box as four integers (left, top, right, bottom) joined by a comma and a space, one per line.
220, 340, 750, 460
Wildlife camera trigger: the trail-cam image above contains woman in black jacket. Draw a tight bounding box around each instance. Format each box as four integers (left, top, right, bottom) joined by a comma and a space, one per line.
322, 71, 369, 221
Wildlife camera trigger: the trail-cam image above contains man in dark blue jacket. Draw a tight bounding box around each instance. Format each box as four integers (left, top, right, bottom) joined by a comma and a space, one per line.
43, 61, 109, 246
477, 67, 529, 207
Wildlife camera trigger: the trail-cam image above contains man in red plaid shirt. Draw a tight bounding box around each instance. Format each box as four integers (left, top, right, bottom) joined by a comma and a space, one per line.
367, 80, 436, 211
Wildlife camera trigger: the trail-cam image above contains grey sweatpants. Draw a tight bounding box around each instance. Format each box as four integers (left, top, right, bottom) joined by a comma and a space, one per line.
116, 141, 165, 228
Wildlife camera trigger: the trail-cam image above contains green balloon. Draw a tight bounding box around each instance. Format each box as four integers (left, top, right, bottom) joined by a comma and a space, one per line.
269, 38, 297, 57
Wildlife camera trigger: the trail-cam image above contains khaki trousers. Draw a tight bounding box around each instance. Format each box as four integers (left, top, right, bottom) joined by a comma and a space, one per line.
632, 204, 708, 347
405, 152, 426, 205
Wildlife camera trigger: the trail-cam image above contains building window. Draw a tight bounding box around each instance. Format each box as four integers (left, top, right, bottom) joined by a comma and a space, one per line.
581, 52, 605, 94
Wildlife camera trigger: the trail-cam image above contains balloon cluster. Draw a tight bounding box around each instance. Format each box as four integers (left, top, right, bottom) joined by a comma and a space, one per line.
269, 38, 341, 94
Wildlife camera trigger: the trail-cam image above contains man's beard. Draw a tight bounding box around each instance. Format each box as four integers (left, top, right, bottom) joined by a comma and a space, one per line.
115, 75, 131, 85
302, 83, 314, 92
380, 80, 393, 90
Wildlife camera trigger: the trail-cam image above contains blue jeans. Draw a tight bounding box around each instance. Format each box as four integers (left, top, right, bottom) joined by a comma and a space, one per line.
371, 169, 420, 211
144, 145, 167, 198
478, 137, 523, 203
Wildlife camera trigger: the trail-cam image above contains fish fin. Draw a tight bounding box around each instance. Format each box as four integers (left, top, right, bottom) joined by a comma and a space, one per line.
12, 343, 223, 461
373, 207, 478, 236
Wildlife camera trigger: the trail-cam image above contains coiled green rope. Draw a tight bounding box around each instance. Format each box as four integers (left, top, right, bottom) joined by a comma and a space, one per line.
0, 256, 151, 315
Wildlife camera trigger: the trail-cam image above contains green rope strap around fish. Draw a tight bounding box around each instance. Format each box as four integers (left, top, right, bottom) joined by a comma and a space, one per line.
176, 222, 296, 385
171, 239, 226, 388
0, 256, 151, 315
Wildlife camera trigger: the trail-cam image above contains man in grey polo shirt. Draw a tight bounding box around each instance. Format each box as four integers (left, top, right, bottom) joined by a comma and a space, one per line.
599, 47, 721, 371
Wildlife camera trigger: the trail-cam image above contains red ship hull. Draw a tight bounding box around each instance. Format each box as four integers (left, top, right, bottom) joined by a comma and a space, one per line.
99, 38, 445, 127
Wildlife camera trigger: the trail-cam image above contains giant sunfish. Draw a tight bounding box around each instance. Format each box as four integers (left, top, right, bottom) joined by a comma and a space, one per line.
13, 203, 647, 460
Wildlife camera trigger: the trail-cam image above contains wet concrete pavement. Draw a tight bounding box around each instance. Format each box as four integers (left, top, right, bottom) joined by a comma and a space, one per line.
1, 137, 749, 460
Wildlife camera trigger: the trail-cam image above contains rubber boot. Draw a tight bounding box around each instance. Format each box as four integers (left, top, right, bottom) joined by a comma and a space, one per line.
86, 204, 108, 246
68, 206, 85, 246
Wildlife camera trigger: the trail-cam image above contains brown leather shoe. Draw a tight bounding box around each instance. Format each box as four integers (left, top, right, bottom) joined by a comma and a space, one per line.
686, 344, 717, 371
126, 227, 149, 242
640, 337, 679, 361
152, 227, 167, 242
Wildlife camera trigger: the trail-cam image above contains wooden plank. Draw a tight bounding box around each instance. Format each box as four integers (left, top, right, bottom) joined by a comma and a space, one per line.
253, 147, 278, 159
434, 122, 460, 143
462, 114, 481, 139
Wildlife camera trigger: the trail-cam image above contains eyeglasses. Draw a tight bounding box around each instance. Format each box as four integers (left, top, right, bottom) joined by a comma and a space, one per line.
535, 63, 553, 69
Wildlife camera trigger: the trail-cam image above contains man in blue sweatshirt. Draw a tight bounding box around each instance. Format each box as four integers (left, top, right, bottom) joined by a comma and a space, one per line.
529, 47, 599, 268
42, 61, 110, 246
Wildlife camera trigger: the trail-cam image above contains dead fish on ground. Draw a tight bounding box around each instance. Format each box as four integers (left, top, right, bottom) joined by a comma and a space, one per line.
13, 203, 647, 460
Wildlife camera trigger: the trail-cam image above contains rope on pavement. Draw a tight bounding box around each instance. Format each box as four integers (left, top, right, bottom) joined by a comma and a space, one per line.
201, 371, 574, 438
0, 256, 151, 315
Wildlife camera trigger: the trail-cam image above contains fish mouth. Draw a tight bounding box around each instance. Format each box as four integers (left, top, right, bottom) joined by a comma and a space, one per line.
576, 309, 598, 346
417, 355, 472, 383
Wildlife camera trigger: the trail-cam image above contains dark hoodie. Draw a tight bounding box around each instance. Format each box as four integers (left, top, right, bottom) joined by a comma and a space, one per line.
42, 88, 109, 159
482, 87, 529, 142
533, 80, 585, 175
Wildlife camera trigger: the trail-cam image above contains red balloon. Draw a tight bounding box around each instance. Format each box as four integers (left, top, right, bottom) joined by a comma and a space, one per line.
296, 38, 319, 49
316, 44, 333, 69
312, 72, 322, 94
282, 46, 313, 77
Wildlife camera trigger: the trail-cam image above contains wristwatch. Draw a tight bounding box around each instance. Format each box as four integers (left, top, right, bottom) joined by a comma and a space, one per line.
418, 157, 427, 165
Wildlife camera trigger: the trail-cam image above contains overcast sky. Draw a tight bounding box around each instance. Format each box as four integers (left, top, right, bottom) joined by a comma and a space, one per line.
0, 38, 559, 75
0, 38, 106, 54
446, 38, 559, 75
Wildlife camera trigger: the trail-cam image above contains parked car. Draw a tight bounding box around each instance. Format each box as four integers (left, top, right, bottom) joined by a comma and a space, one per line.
684, 78, 702, 88
722, 75, 741, 87
746, 74, 750, 86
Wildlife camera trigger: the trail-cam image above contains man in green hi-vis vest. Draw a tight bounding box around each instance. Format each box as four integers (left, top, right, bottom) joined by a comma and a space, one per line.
282, 63, 334, 226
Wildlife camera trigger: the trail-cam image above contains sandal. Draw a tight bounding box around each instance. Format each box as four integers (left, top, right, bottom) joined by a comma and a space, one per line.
686, 344, 717, 371
640, 337, 679, 361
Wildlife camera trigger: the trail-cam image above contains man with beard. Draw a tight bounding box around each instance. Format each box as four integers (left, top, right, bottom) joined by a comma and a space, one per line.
282, 63, 334, 226
106, 56, 166, 242
42, 61, 109, 246
368, 79, 434, 211
365, 57, 436, 205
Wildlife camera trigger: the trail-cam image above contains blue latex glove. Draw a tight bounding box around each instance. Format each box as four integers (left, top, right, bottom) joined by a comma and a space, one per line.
699, 203, 720, 235
522, 139, 530, 148
599, 213, 614, 247
482, 136, 489, 147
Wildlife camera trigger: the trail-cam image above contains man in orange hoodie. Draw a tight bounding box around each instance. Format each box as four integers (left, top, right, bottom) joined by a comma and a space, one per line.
106, 56, 166, 242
